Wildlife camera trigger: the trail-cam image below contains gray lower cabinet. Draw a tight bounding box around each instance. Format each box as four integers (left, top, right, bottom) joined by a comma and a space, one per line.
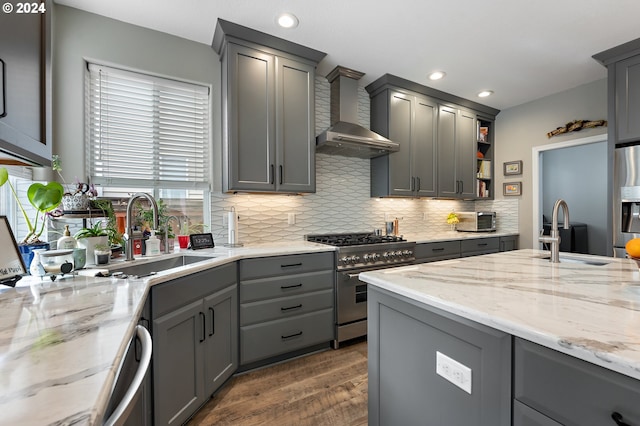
239, 252, 334, 367
151, 264, 237, 425
414, 240, 461, 264
499, 235, 519, 252
368, 286, 511, 426
514, 338, 640, 426
214, 21, 325, 194
370, 88, 438, 197
461, 237, 500, 257
437, 105, 477, 198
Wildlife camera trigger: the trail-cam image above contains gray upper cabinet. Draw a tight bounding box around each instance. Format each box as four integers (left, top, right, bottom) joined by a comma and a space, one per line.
213, 19, 326, 194
0, 0, 52, 166
370, 89, 437, 197
593, 37, 640, 146
367, 74, 498, 200
437, 105, 476, 199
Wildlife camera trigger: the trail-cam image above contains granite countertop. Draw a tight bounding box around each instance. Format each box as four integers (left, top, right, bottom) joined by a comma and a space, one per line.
359, 249, 640, 381
0, 241, 334, 426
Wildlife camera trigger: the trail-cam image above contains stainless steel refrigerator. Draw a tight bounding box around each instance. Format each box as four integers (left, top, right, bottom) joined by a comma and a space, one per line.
614, 145, 640, 257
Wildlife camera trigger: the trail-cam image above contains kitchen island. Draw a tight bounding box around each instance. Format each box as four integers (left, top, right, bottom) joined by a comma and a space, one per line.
360, 249, 640, 425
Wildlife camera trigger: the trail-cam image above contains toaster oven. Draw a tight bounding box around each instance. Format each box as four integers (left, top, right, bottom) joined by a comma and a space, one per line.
455, 211, 496, 232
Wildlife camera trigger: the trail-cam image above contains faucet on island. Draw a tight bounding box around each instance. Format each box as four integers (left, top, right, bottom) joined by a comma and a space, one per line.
538, 199, 570, 263
124, 192, 159, 261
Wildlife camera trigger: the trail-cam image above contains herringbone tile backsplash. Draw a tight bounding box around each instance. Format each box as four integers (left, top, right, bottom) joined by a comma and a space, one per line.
209, 76, 518, 244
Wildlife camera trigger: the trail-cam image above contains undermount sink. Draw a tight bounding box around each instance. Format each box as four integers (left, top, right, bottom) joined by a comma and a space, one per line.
537, 254, 610, 266
109, 255, 213, 277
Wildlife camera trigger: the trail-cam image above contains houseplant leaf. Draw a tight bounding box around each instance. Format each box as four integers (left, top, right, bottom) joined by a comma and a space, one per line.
27, 182, 64, 212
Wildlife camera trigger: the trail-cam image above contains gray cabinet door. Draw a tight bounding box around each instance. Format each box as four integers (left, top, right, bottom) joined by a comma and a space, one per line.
203, 284, 238, 396
153, 299, 205, 426
225, 43, 276, 192
276, 56, 315, 193
413, 96, 438, 197
437, 105, 458, 197
0, 1, 51, 166
368, 287, 511, 426
615, 54, 640, 143
387, 91, 414, 196
437, 106, 476, 198
457, 109, 477, 198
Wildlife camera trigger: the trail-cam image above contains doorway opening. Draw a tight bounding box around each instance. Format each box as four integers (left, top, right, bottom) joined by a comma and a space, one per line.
532, 134, 608, 256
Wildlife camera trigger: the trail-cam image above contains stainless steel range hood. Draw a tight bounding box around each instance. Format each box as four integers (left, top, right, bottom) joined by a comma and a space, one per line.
316, 66, 398, 159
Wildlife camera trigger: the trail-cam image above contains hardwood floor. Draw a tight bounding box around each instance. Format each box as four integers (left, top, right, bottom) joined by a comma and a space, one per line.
188, 340, 368, 426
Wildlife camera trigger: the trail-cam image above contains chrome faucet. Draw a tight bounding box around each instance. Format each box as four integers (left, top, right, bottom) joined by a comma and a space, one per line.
538, 199, 570, 263
163, 215, 180, 254
124, 193, 159, 261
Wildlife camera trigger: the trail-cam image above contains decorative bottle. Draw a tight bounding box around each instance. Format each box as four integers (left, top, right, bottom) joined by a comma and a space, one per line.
57, 225, 77, 249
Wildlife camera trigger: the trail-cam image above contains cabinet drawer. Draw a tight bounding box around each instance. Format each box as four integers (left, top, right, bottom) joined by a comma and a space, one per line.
460, 237, 499, 256
152, 263, 237, 318
240, 269, 333, 303
514, 338, 640, 426
240, 289, 333, 325
239, 252, 333, 280
414, 240, 460, 263
240, 309, 333, 364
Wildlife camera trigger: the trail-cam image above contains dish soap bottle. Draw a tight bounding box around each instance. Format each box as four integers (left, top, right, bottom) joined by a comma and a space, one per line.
146, 230, 161, 256
58, 225, 77, 249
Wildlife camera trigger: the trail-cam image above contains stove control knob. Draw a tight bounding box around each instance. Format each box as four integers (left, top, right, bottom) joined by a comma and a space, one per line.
373, 253, 381, 261
382, 252, 390, 259
403, 250, 413, 257
363, 254, 371, 262
340, 256, 350, 264
352, 255, 360, 263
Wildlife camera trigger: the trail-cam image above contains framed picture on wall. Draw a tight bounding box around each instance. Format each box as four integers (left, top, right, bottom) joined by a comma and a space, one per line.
503, 182, 522, 196
503, 160, 523, 176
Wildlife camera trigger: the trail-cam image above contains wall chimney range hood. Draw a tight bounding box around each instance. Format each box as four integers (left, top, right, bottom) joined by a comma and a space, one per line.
316, 66, 398, 159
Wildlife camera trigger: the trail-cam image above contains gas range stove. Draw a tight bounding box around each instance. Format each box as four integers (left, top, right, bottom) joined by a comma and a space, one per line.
306, 232, 416, 271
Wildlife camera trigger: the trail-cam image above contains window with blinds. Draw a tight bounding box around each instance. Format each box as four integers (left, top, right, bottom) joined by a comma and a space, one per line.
85, 63, 210, 190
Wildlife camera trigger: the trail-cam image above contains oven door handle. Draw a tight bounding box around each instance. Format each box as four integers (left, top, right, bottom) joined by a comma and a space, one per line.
347, 273, 361, 278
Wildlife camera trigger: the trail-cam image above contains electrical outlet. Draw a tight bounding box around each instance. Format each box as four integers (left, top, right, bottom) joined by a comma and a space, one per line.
436, 351, 472, 394
288, 212, 296, 225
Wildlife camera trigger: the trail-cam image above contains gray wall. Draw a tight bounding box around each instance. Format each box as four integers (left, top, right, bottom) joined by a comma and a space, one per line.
496, 78, 608, 249
542, 141, 608, 255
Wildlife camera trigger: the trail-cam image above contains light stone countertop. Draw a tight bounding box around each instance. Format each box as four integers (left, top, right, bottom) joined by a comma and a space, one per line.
359, 248, 640, 381
403, 230, 518, 243
0, 241, 334, 426
0, 233, 521, 425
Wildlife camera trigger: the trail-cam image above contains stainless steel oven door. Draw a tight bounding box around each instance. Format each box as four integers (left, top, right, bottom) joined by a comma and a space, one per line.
336, 269, 369, 325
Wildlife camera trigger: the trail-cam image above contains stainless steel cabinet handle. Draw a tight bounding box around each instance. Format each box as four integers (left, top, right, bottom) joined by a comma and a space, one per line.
411, 177, 415, 192
281, 304, 302, 312
416, 177, 421, 192
279, 165, 283, 185
0, 58, 5, 118
281, 331, 303, 340
104, 325, 152, 426
280, 283, 302, 289
270, 164, 274, 184
199, 312, 206, 342
209, 307, 215, 336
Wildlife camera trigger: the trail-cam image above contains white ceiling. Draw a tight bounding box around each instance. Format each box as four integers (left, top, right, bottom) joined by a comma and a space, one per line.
54, 0, 640, 110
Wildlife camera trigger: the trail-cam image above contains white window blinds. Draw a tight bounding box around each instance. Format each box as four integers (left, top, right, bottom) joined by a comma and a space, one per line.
85, 64, 210, 190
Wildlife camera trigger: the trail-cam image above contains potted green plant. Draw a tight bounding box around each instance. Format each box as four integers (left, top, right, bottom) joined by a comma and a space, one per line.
91, 198, 124, 257
51, 155, 97, 211
0, 167, 64, 267
93, 243, 111, 265
74, 221, 109, 265
138, 198, 176, 252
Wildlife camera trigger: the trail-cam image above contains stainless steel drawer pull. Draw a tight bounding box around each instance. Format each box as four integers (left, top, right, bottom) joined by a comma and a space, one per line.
281, 283, 303, 289
432, 247, 445, 252
199, 312, 206, 342
281, 304, 302, 312
281, 331, 303, 340
209, 307, 215, 336
280, 262, 302, 268
612, 412, 631, 426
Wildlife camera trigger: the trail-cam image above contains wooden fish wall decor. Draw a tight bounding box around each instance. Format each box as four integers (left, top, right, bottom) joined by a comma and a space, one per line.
547, 119, 607, 138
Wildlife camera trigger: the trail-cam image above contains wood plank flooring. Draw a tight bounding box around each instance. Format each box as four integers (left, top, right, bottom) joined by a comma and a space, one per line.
188, 340, 368, 426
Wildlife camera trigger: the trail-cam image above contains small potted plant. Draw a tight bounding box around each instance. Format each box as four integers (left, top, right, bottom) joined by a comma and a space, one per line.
52, 155, 97, 212
93, 243, 112, 265
0, 167, 64, 268
74, 221, 109, 265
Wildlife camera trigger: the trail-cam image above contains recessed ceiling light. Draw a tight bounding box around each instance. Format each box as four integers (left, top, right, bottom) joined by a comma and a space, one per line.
276, 12, 299, 29
428, 71, 446, 81
478, 90, 494, 98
